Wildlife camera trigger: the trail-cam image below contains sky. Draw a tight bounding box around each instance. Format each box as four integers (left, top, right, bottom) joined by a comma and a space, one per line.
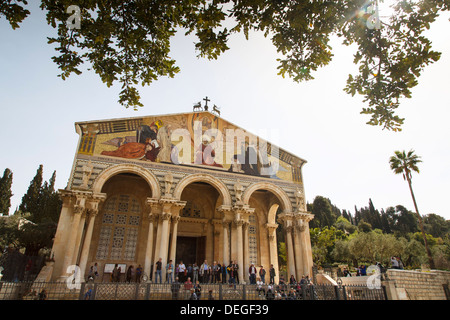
1, 2, 449, 220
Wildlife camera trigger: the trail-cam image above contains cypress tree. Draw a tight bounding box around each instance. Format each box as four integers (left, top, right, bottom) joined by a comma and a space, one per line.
19, 164, 43, 221
368, 198, 382, 230
16, 166, 61, 255
39, 171, 61, 223
0, 168, 13, 215
354, 205, 361, 226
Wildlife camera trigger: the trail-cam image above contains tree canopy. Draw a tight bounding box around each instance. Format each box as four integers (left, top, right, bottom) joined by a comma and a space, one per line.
1, 165, 62, 255
1, 0, 449, 130
307, 195, 450, 270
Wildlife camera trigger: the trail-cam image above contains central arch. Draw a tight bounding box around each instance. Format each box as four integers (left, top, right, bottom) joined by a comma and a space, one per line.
172, 173, 232, 206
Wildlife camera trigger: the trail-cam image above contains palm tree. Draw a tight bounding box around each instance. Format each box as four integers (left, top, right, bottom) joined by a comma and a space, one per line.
389, 150, 435, 269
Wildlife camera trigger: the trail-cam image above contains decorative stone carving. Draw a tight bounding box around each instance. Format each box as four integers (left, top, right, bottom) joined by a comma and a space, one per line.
80, 160, 94, 190
294, 187, 306, 211
161, 212, 172, 221
73, 194, 87, 214
234, 179, 244, 204
234, 219, 245, 227
164, 173, 174, 197
85, 194, 106, 216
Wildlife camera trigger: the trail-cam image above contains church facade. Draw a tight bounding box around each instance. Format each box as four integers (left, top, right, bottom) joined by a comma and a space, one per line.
49, 110, 314, 284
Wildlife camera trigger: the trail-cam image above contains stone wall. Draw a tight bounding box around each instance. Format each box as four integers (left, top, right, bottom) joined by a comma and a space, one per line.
315, 268, 450, 300
386, 269, 450, 300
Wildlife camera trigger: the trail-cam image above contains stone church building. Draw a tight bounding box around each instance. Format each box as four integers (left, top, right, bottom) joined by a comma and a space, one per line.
49, 109, 314, 284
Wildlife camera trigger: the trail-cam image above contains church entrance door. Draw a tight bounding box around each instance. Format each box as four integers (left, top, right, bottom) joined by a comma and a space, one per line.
176, 236, 205, 267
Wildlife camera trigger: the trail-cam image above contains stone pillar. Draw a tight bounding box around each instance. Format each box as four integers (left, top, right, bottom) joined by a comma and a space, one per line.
158, 212, 171, 282
293, 224, 304, 280
144, 213, 156, 278
297, 212, 314, 278
212, 220, 221, 262
232, 204, 254, 284
153, 214, 163, 270
60, 194, 87, 278
278, 212, 296, 282
304, 221, 314, 277
78, 213, 95, 281
158, 198, 178, 282
243, 221, 250, 283
72, 213, 86, 265
266, 223, 279, 284
235, 218, 244, 283
51, 190, 74, 280
169, 201, 185, 267
222, 220, 230, 266
169, 215, 180, 265
218, 205, 232, 266
144, 198, 159, 278
299, 222, 309, 277
79, 194, 106, 281
285, 226, 296, 280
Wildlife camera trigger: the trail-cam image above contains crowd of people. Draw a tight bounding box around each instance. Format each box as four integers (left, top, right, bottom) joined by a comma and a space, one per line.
338, 257, 403, 278
81, 260, 317, 300
156, 259, 315, 300
152, 258, 279, 286
259, 274, 314, 300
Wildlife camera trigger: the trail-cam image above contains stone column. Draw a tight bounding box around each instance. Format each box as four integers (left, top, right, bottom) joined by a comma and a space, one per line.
78, 194, 105, 281
299, 222, 309, 277
158, 212, 171, 281
51, 190, 74, 280
293, 224, 304, 280
212, 220, 222, 262
298, 212, 314, 278
169, 215, 180, 265
72, 213, 86, 265
243, 221, 250, 283
158, 198, 177, 282
304, 220, 314, 277
235, 218, 244, 283
144, 213, 157, 278
278, 212, 296, 282
78, 212, 96, 281
266, 223, 279, 284
153, 214, 163, 270
285, 226, 296, 280
144, 197, 160, 278
222, 220, 230, 266
61, 194, 87, 278
218, 205, 232, 266
168, 201, 185, 266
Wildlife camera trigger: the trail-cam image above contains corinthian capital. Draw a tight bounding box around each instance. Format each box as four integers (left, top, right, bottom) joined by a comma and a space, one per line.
161, 212, 172, 221
234, 219, 245, 227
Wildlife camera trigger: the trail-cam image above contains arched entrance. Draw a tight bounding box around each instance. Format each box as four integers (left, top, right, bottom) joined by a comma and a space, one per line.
170, 173, 231, 280
89, 172, 153, 282
242, 182, 292, 284
174, 180, 223, 272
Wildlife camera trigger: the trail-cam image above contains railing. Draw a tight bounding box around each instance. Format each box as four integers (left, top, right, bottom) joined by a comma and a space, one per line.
0, 281, 387, 300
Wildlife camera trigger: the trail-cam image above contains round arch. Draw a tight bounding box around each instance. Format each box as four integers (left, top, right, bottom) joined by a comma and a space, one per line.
242, 182, 292, 223
91, 164, 161, 198
172, 173, 232, 206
